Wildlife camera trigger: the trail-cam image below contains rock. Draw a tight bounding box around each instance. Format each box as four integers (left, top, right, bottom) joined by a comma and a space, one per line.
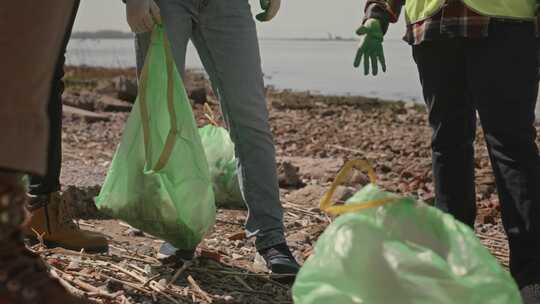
404, 101, 417, 109
64, 92, 133, 113
189, 87, 208, 105
228, 231, 246, 241
97, 76, 138, 103
348, 171, 370, 187
284, 185, 327, 208
422, 194, 436, 206
277, 157, 344, 183
321, 110, 336, 117
105, 279, 124, 292
61, 185, 104, 219
477, 206, 499, 225
63, 105, 110, 123
138, 246, 155, 257
252, 252, 267, 273
113, 76, 138, 103
96, 80, 117, 95
335, 186, 356, 202
124, 228, 145, 237
158, 279, 168, 288
478, 213, 496, 225
144, 265, 153, 275
66, 260, 81, 270
97, 95, 133, 112
285, 184, 356, 209
62, 91, 99, 112
278, 161, 305, 188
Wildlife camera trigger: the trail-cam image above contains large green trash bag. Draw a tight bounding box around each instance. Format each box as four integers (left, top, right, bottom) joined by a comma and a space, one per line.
198, 125, 244, 209
96, 26, 216, 250
293, 160, 521, 304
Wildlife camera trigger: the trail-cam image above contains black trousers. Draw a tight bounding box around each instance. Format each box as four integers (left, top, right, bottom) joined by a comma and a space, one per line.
413, 21, 540, 288
29, 1, 80, 195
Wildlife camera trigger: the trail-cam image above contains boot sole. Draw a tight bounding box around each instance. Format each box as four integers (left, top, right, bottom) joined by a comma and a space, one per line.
25, 237, 109, 254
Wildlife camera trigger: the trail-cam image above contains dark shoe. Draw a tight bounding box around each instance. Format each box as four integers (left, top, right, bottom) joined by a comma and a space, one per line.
521, 284, 540, 304
23, 192, 108, 253
0, 175, 88, 304
157, 242, 196, 263
258, 243, 300, 283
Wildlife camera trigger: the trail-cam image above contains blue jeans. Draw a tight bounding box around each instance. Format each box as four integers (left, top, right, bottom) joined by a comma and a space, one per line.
135, 0, 284, 250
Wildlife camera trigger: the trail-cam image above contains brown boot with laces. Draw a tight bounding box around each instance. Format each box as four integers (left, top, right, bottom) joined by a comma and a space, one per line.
0, 172, 88, 304
23, 192, 108, 253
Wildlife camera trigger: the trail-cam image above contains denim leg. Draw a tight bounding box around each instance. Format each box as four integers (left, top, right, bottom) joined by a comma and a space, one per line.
190, 0, 284, 250
134, 0, 285, 250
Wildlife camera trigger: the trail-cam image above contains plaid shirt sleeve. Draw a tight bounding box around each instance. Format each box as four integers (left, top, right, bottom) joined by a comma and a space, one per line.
363, 0, 404, 34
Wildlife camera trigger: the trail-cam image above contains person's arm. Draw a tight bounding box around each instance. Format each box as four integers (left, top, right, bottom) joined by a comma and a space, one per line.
256, 0, 281, 22
363, 0, 403, 33
353, 0, 404, 76
125, 0, 161, 33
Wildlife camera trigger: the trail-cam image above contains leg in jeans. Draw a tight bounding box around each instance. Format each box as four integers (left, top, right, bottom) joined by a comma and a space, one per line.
466, 21, 540, 288
412, 39, 477, 227
136, 0, 297, 274
190, 0, 284, 250
136, 0, 285, 250
29, 0, 80, 196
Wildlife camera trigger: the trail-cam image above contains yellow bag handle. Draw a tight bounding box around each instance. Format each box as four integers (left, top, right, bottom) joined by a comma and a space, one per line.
138, 28, 178, 172
320, 160, 399, 216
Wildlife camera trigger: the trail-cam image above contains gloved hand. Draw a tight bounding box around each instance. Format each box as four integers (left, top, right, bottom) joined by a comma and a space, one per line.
256, 0, 281, 22
126, 0, 162, 33
354, 18, 386, 76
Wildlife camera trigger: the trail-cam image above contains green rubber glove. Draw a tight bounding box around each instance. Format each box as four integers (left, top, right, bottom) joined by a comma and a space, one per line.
354, 18, 386, 76
256, 0, 281, 22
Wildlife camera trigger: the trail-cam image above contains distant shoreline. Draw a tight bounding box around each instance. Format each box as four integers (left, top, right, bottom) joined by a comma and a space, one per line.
71, 30, 134, 39
71, 30, 356, 41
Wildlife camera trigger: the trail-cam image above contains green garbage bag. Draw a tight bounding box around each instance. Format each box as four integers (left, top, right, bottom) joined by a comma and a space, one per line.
96, 26, 216, 250
293, 160, 521, 304
198, 124, 244, 209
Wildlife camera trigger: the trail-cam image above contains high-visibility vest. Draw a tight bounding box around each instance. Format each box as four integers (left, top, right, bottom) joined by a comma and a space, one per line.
405, 0, 536, 23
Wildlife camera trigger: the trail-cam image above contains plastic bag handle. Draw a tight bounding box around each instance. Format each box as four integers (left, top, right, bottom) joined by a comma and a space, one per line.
320, 160, 398, 216
138, 27, 178, 172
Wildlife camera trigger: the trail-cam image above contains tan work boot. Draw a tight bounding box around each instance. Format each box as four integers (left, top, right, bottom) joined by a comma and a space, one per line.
0, 173, 88, 304
23, 192, 108, 253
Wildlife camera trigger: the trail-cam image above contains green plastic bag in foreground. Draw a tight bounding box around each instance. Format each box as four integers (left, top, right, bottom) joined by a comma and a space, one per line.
199, 124, 244, 209
96, 26, 216, 250
293, 160, 521, 304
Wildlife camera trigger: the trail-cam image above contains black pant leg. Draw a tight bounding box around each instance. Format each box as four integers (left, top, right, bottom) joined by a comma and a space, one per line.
412, 39, 478, 227
466, 21, 540, 288
29, 1, 80, 196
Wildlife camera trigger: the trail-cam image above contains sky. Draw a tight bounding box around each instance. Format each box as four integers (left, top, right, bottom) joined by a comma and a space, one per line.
74, 0, 406, 40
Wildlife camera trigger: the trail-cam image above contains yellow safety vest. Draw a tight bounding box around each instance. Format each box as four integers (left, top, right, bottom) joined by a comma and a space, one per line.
405, 0, 536, 23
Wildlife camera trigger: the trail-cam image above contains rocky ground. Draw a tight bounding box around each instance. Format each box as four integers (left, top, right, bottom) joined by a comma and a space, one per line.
38, 66, 530, 304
